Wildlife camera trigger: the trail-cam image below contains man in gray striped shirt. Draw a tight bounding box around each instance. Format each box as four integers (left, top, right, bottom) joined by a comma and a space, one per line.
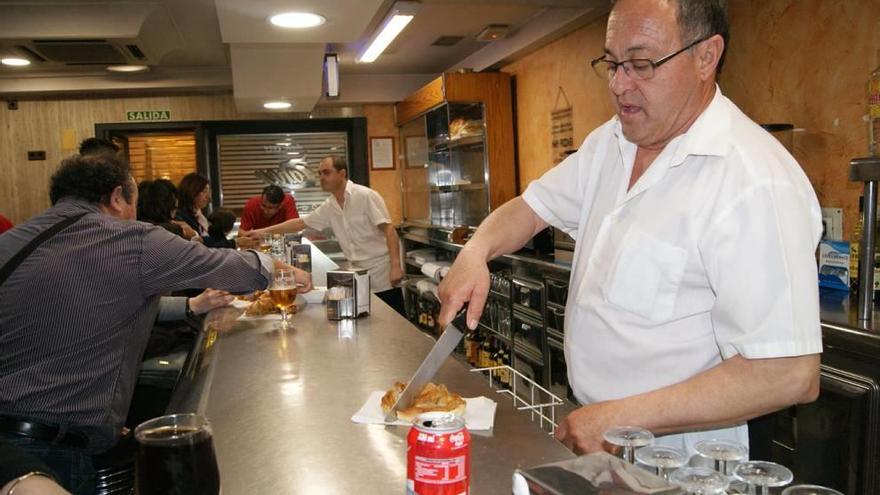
0, 153, 310, 494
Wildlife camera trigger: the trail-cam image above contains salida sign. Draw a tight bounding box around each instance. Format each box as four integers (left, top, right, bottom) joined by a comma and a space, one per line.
126, 110, 171, 122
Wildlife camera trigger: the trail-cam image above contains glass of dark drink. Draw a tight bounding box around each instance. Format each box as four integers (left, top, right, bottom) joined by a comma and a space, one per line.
135, 413, 220, 495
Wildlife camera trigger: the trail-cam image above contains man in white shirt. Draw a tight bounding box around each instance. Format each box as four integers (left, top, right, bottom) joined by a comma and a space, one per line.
244, 156, 404, 309
438, 0, 822, 455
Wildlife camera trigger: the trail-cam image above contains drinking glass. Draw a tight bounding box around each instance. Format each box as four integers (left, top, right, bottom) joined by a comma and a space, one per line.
602, 426, 654, 463
781, 485, 844, 495
694, 439, 748, 476
270, 268, 298, 326
669, 466, 729, 494
634, 445, 688, 480
135, 413, 220, 495
259, 233, 273, 253
733, 460, 794, 495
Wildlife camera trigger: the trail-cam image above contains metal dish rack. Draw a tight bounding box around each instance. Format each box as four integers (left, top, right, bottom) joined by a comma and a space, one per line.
470, 365, 563, 435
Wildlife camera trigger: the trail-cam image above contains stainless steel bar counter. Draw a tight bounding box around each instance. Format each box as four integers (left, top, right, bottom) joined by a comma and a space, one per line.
167, 296, 575, 494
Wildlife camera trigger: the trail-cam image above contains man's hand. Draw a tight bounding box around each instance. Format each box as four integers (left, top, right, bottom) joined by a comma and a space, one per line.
240, 229, 264, 240
189, 289, 235, 315
236, 235, 258, 249
555, 401, 627, 455
437, 246, 490, 329
390, 263, 404, 286
172, 220, 199, 240
287, 266, 313, 292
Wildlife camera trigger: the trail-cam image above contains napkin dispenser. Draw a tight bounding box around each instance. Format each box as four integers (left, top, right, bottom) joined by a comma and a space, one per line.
326, 270, 371, 318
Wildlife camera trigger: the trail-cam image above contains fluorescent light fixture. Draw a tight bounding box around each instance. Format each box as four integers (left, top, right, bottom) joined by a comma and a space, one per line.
269, 12, 326, 29
357, 1, 420, 63
1, 57, 30, 67
106, 64, 149, 73
264, 101, 292, 110
324, 53, 339, 98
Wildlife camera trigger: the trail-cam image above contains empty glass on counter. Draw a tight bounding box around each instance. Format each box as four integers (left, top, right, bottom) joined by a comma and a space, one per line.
694, 438, 748, 477
732, 460, 793, 495
602, 426, 654, 463
669, 466, 730, 494
634, 445, 688, 480
781, 485, 844, 495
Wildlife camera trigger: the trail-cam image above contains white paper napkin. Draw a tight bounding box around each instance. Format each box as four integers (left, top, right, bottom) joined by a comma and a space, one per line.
351, 391, 497, 430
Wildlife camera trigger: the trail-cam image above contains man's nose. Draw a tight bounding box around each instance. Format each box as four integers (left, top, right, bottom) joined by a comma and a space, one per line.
609, 65, 636, 96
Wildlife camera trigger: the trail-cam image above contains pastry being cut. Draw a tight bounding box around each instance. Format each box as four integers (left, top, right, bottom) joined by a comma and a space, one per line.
381, 381, 466, 422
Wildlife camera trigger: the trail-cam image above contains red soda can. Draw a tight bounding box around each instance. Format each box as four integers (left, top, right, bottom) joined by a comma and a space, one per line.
406, 412, 470, 495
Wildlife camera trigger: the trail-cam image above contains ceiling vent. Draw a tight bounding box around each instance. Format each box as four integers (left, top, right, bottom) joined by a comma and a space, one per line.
431, 35, 464, 47
30, 40, 128, 64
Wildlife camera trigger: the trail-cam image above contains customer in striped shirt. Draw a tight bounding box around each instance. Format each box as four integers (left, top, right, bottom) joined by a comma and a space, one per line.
0, 152, 310, 495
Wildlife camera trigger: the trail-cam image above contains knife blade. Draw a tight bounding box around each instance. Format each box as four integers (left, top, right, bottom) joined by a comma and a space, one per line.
384, 309, 467, 422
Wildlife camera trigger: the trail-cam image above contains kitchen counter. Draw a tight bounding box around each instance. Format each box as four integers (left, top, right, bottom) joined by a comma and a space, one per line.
166, 295, 574, 494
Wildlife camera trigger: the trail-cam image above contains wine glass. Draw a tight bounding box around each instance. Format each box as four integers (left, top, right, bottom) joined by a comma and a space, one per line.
694, 439, 748, 477
602, 426, 654, 463
781, 485, 844, 495
634, 445, 688, 480
270, 268, 298, 326
135, 413, 220, 495
669, 466, 730, 494
733, 460, 794, 495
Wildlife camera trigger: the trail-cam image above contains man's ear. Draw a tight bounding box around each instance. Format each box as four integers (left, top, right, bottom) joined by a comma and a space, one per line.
697, 34, 725, 80
107, 185, 127, 215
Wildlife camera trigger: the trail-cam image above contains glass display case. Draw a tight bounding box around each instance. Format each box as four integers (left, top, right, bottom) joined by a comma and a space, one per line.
401, 102, 490, 227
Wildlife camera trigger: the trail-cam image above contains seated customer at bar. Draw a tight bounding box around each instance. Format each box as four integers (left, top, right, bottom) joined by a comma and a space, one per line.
0, 153, 311, 494
175, 173, 212, 238
239, 184, 300, 231
204, 208, 237, 249
137, 178, 199, 240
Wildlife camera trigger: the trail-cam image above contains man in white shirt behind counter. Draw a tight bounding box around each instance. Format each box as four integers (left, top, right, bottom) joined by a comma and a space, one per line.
243, 156, 405, 313
437, 0, 823, 456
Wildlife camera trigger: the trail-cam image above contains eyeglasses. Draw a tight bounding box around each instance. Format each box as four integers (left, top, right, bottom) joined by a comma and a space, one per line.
590, 35, 711, 82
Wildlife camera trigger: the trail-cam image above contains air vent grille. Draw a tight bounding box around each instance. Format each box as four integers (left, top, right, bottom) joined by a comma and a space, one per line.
14, 45, 46, 62
30, 40, 127, 64
431, 36, 464, 47
126, 44, 145, 60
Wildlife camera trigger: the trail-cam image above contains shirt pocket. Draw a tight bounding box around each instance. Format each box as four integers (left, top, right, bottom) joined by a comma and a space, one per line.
602, 227, 688, 322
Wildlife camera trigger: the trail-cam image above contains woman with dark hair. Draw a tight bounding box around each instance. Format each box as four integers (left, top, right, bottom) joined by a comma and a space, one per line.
175, 173, 211, 237
137, 180, 183, 237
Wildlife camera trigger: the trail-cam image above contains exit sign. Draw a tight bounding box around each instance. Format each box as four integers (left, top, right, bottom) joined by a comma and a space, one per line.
126, 110, 171, 122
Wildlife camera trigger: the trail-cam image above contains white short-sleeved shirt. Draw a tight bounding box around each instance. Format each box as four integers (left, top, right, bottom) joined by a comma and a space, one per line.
522, 87, 823, 451
304, 180, 394, 291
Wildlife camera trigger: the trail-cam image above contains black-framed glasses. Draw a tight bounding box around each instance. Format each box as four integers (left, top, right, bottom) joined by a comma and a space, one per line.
590, 35, 711, 82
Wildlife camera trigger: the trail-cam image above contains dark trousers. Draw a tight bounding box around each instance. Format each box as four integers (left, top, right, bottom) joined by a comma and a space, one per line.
0, 433, 96, 495
376, 287, 407, 317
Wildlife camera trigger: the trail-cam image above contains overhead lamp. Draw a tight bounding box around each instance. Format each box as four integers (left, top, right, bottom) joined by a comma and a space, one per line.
324, 53, 339, 98
1, 57, 30, 67
264, 101, 292, 110
106, 64, 149, 73
269, 12, 326, 29
357, 1, 420, 63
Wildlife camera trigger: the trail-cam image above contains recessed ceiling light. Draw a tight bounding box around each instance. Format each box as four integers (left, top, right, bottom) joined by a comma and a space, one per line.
269, 12, 326, 29
1, 57, 30, 67
264, 101, 292, 110
106, 65, 149, 73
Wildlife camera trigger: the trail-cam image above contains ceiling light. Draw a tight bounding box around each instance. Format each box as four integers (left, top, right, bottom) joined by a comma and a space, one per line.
324, 53, 339, 97
106, 65, 149, 73
1, 57, 30, 67
357, 1, 420, 63
264, 101, 292, 110
269, 12, 326, 29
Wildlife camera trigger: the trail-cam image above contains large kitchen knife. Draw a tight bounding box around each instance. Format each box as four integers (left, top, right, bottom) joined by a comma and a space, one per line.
384, 309, 467, 422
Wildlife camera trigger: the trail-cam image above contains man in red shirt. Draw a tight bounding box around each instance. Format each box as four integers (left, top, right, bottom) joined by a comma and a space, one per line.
0, 214, 13, 235
239, 185, 299, 231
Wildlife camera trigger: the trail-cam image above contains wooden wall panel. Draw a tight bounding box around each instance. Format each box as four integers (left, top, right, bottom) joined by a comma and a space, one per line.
363, 104, 403, 224
503, 0, 880, 242
0, 93, 359, 224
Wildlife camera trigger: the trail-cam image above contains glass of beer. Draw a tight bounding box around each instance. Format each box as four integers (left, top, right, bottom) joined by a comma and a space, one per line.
270, 268, 297, 326
259, 233, 273, 253
135, 413, 220, 495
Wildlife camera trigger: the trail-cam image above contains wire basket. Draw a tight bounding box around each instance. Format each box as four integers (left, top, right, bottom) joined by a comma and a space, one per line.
470, 365, 563, 435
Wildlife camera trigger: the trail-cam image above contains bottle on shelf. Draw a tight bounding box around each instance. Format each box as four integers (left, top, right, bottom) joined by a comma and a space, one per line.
851, 196, 863, 291
869, 63, 880, 156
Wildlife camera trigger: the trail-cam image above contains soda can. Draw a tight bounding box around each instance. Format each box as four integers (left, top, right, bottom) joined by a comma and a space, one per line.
406, 412, 470, 495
